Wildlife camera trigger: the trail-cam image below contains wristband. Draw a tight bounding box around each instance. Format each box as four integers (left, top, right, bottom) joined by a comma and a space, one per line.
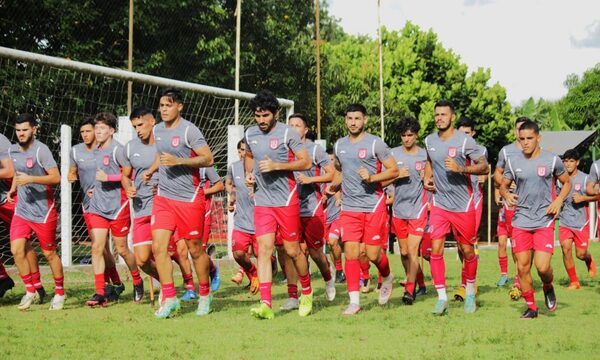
106, 174, 122, 182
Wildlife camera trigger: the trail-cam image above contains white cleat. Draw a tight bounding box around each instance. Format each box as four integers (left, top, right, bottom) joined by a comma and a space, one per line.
49, 294, 66, 310
325, 280, 336, 302
18, 291, 39, 310
378, 274, 394, 305
280, 297, 299, 311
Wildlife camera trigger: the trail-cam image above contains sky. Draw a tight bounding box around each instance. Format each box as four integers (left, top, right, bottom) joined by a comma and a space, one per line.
328, 0, 600, 105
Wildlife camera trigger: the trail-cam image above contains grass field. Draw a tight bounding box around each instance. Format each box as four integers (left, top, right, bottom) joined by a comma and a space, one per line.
1, 244, 600, 360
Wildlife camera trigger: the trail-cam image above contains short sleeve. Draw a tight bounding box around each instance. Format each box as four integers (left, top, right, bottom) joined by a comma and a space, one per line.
313, 144, 330, 168
496, 148, 507, 169
206, 166, 221, 184
186, 124, 208, 150
115, 145, 131, 168
552, 156, 566, 177
464, 137, 484, 161
0, 135, 11, 161
374, 137, 392, 162
503, 158, 514, 181
226, 164, 233, 181
70, 147, 77, 168
588, 162, 600, 184
244, 129, 253, 155
38, 145, 58, 171
286, 126, 304, 155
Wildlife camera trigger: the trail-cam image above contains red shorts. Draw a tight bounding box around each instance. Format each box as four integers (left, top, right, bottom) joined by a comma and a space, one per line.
133, 216, 153, 247
232, 229, 258, 255
0, 201, 15, 227
497, 207, 515, 238
340, 208, 387, 246
429, 205, 476, 245
420, 232, 432, 258
152, 195, 205, 240
474, 198, 483, 233
392, 213, 427, 239
82, 211, 93, 237
87, 206, 131, 238
325, 218, 342, 241
254, 205, 300, 241
559, 226, 590, 250
512, 226, 554, 254
10, 213, 58, 251
203, 198, 212, 246
300, 215, 325, 250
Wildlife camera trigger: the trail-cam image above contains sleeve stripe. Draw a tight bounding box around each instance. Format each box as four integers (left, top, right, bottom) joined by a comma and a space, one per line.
371, 139, 376, 157
551, 156, 557, 174
507, 158, 515, 179
36, 147, 42, 168
461, 138, 467, 155
184, 125, 191, 148
283, 128, 289, 150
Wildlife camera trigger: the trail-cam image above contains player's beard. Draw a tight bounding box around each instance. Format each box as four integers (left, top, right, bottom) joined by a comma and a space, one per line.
18, 133, 34, 147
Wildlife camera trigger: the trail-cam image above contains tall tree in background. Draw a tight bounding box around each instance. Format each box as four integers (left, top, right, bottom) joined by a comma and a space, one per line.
558, 63, 600, 131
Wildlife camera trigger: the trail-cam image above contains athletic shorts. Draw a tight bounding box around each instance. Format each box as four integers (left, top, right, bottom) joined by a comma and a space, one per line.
474, 198, 483, 234
497, 207, 515, 238
254, 205, 300, 241
82, 211, 93, 237
420, 232, 432, 258
232, 229, 258, 255
300, 215, 325, 250
325, 218, 341, 241
152, 194, 205, 240
559, 225, 590, 250
87, 205, 131, 238
392, 212, 427, 239
203, 198, 212, 246
340, 208, 387, 246
512, 226, 554, 254
133, 216, 153, 247
429, 205, 476, 245
0, 200, 15, 227
10, 213, 58, 251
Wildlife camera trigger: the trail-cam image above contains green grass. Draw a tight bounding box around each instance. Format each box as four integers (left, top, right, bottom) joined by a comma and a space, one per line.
2, 244, 600, 359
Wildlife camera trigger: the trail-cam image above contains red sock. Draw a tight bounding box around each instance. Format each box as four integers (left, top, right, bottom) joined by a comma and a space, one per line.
321, 261, 333, 282
374, 253, 390, 278
514, 275, 521, 289
522, 289, 537, 311
498, 256, 508, 275
566, 267, 578, 283
0, 262, 8, 280
464, 254, 478, 285
248, 264, 258, 279
430, 254, 446, 288
182, 273, 195, 291
162, 283, 176, 300
334, 260, 343, 271
287, 284, 298, 299
299, 272, 312, 295
405, 281, 415, 295
53, 276, 65, 296
94, 273, 105, 296
199, 281, 210, 296
416, 268, 425, 288
31, 271, 43, 290
360, 258, 370, 280
107, 266, 121, 285
259, 282, 272, 307
461, 262, 467, 288
130, 270, 143, 286
20, 273, 35, 294
345, 259, 361, 292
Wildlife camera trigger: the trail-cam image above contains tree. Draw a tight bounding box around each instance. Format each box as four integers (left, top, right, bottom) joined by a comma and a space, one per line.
557, 63, 600, 131
513, 97, 569, 132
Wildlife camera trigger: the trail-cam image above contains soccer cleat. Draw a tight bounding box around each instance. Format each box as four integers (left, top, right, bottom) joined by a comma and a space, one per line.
85, 293, 107, 307
567, 281, 581, 290
342, 303, 361, 315
325, 280, 336, 301
280, 297, 299, 311
415, 286, 427, 297
154, 297, 181, 319
360, 278, 371, 294
509, 286, 522, 301
250, 303, 275, 320
104, 284, 115, 301
35, 287, 47, 304
589, 260, 597, 279
335, 270, 346, 283
230, 270, 244, 285
206, 243, 217, 257
0, 277, 15, 297
49, 294, 65, 310
210, 266, 221, 292
496, 275, 509, 287
520, 308, 538, 319
464, 294, 477, 313
402, 291, 414, 305
133, 282, 144, 303
248, 277, 260, 295
543, 285, 557, 312
454, 287, 465, 302
181, 289, 199, 301
298, 291, 313, 317
196, 294, 212, 316
431, 299, 449, 316
375, 282, 382, 292
108, 283, 125, 302
378, 274, 393, 305
17, 291, 39, 310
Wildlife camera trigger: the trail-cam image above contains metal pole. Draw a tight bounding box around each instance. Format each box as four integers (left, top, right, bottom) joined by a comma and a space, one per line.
60, 125, 72, 267
127, 0, 134, 114
487, 165, 492, 245
234, 0, 242, 126
315, 0, 321, 140
377, 0, 385, 140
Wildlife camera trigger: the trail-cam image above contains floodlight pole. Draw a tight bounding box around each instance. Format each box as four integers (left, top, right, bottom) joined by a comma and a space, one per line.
377, 0, 385, 140
234, 0, 242, 126
127, 0, 133, 115
315, 0, 321, 140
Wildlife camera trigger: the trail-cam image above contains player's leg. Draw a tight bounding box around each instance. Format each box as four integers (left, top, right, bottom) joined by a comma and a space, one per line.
33, 217, 64, 310
327, 225, 344, 282
428, 206, 451, 315
497, 234, 509, 286
359, 247, 371, 293
573, 227, 596, 279
24, 241, 45, 298
251, 232, 277, 318
0, 260, 15, 298
343, 240, 362, 314
512, 228, 537, 319
10, 236, 38, 309
534, 250, 556, 312
203, 210, 220, 293
402, 233, 422, 304
173, 238, 197, 299
89, 226, 110, 305
558, 230, 579, 289
231, 230, 258, 292
304, 216, 334, 301
281, 251, 299, 310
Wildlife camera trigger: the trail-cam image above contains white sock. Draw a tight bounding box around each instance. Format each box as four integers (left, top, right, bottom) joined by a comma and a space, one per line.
383, 273, 394, 283
326, 279, 335, 287
349, 291, 360, 305
466, 282, 475, 296
436, 287, 448, 301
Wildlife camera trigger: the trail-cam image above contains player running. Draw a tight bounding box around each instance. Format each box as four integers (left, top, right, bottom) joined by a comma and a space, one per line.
199, 165, 224, 293
324, 150, 345, 283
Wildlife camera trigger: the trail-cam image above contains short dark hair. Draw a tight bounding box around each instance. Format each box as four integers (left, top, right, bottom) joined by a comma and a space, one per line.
249, 89, 280, 114
456, 116, 475, 131
515, 116, 530, 128
94, 112, 118, 130
562, 149, 580, 161
434, 99, 455, 113
130, 107, 153, 120
518, 119, 539, 134
15, 113, 37, 127
160, 88, 184, 104
397, 116, 420, 135
289, 113, 309, 127
344, 103, 367, 116
237, 138, 246, 149
79, 116, 95, 129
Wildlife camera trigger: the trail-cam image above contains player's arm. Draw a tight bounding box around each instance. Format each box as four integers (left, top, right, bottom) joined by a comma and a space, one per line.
258, 148, 311, 173
160, 145, 214, 169
15, 167, 60, 186
298, 163, 335, 185
547, 172, 571, 216
386, 191, 394, 205
359, 156, 399, 184
142, 153, 160, 183
6, 172, 17, 202
498, 176, 518, 207
204, 180, 224, 196
0, 157, 15, 180
445, 154, 488, 175
68, 165, 78, 183
381, 166, 410, 188
120, 166, 136, 198
423, 158, 436, 192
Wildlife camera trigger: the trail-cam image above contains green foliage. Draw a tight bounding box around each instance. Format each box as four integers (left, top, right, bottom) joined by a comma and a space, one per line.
557, 63, 600, 131
514, 97, 569, 133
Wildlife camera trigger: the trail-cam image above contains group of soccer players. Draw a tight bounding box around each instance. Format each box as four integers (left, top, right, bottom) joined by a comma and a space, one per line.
0, 88, 599, 320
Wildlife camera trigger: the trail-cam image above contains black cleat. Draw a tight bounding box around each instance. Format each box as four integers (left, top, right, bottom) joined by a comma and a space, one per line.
335, 270, 346, 283
86, 293, 108, 307
133, 282, 144, 303
206, 243, 216, 257
36, 287, 47, 304
543, 285, 557, 312
104, 284, 115, 301
107, 283, 125, 302
415, 286, 427, 297
520, 308, 538, 319
0, 277, 15, 297
402, 291, 414, 305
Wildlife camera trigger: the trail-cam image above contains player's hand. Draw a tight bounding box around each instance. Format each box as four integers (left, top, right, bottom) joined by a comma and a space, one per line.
297, 173, 312, 184
14, 172, 33, 186
159, 152, 181, 167
228, 195, 236, 212
478, 175, 486, 184
358, 167, 371, 183
152, 185, 158, 196
87, 188, 94, 198
397, 167, 410, 179
6, 189, 15, 203
68, 171, 78, 183
125, 186, 137, 198
444, 157, 461, 173
325, 184, 339, 196
572, 193, 585, 204
258, 156, 277, 173
423, 177, 436, 192
546, 197, 564, 216
95, 169, 108, 182
495, 193, 503, 207
504, 193, 519, 207
335, 197, 342, 207
142, 170, 153, 184
245, 172, 256, 188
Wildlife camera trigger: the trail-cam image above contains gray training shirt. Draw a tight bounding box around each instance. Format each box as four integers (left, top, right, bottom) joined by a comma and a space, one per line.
558, 171, 589, 230
389, 146, 428, 220
588, 160, 600, 189
0, 134, 13, 204
471, 144, 488, 209
125, 138, 158, 218
323, 183, 341, 224
70, 143, 97, 212
227, 160, 254, 234
296, 140, 331, 217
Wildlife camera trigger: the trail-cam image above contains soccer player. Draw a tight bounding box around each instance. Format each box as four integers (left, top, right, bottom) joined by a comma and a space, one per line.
150, 88, 215, 318
558, 149, 596, 289
423, 100, 488, 315
499, 119, 571, 319
331, 103, 399, 315
385, 117, 428, 305
244, 90, 313, 319
493, 117, 527, 294
199, 165, 224, 292
226, 139, 259, 293
0, 132, 17, 297
69, 117, 123, 300
7, 113, 65, 310
324, 150, 345, 283
85, 112, 142, 307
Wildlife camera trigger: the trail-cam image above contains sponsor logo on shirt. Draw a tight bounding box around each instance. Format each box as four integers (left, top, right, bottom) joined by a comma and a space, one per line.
537, 166, 546, 177
448, 147, 457, 158
545, 243, 553, 249
415, 161, 423, 171
103, 155, 110, 166
269, 138, 279, 149
133, 153, 141, 157
574, 183, 581, 191
171, 136, 180, 147
358, 148, 367, 159
26, 157, 34, 168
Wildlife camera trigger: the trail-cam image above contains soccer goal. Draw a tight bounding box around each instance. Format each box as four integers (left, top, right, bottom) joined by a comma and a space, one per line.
0, 46, 294, 267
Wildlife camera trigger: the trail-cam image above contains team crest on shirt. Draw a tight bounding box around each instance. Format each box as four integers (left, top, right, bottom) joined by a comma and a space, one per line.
574, 183, 581, 191
103, 155, 110, 166
26, 157, 33, 168
448, 147, 457, 158
415, 161, 423, 171
358, 148, 367, 159
537, 166, 546, 177
269, 138, 279, 149
171, 136, 180, 147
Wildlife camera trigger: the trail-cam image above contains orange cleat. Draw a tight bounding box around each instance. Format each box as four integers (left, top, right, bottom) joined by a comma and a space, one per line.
588, 259, 597, 279
567, 281, 581, 290
249, 277, 260, 295
231, 270, 244, 285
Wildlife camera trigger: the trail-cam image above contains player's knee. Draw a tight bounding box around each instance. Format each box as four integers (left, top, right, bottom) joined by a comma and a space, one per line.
91, 241, 105, 255
233, 250, 246, 261
42, 249, 57, 261
575, 249, 587, 260
10, 243, 25, 258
